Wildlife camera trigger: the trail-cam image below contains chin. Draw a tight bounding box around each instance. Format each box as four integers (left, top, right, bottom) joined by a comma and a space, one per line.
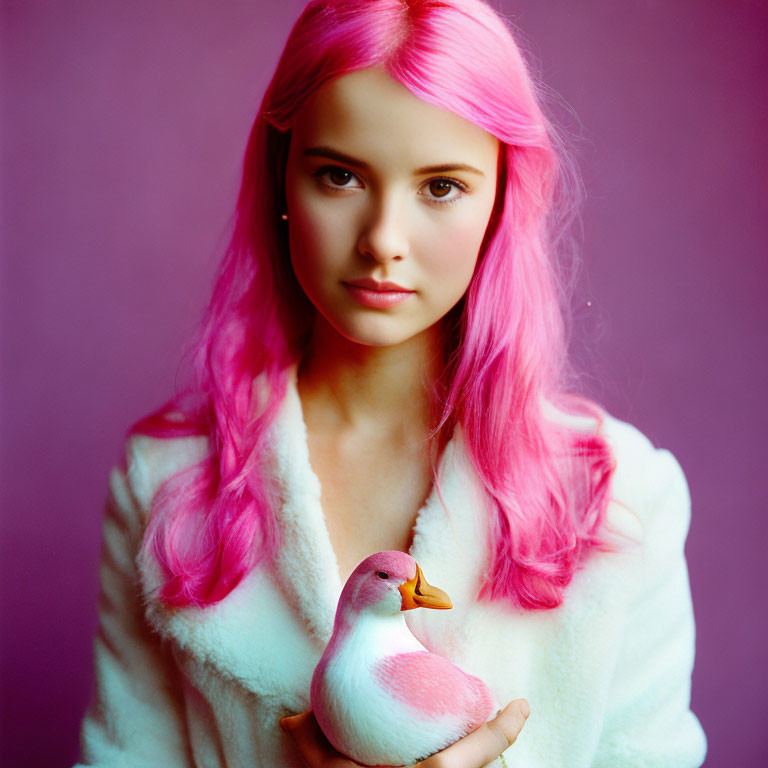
326, 315, 422, 349
338, 327, 413, 349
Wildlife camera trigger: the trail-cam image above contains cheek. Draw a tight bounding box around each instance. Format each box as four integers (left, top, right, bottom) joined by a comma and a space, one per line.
356, 579, 392, 610
287, 189, 356, 282
417, 210, 489, 289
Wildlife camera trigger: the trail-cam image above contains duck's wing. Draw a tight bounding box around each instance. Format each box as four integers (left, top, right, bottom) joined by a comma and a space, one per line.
372, 651, 494, 730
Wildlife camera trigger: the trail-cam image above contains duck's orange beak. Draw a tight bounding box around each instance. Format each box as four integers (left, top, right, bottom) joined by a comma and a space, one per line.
399, 562, 453, 611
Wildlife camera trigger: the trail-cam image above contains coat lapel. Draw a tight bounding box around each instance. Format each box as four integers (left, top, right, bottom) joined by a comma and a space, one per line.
266, 374, 342, 647
404, 427, 492, 661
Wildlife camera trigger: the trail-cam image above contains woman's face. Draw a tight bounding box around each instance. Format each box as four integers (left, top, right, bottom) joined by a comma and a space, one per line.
284, 66, 499, 349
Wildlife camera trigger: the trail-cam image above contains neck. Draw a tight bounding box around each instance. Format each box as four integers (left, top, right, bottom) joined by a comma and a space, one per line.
328, 604, 424, 660
297, 316, 444, 437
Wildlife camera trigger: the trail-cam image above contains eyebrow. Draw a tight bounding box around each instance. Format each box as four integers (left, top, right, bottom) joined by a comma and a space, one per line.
302, 145, 485, 177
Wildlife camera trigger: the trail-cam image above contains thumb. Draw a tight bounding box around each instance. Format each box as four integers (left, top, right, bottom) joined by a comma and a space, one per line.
279, 712, 309, 733
489, 698, 530, 748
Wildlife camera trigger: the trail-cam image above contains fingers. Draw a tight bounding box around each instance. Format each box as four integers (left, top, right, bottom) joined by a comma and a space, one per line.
488, 698, 530, 751
280, 711, 367, 768
415, 699, 530, 768
281, 700, 530, 768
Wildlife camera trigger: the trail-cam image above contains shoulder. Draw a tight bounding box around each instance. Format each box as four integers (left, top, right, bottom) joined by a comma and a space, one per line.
118, 427, 210, 519
598, 411, 691, 551
543, 398, 691, 546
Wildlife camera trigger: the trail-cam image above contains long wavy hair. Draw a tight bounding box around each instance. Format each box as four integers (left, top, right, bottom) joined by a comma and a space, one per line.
132, 0, 616, 610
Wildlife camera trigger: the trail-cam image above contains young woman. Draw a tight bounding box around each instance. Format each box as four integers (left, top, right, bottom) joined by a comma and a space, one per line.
75, 1, 707, 766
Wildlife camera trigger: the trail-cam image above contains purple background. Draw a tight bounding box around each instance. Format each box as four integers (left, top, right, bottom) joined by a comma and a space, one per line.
2, 1, 766, 765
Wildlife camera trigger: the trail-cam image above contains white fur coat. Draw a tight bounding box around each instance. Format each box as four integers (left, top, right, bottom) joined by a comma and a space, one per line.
75, 379, 707, 767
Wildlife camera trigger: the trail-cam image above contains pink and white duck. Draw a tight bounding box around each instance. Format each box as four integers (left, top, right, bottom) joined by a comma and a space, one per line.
310, 551, 496, 766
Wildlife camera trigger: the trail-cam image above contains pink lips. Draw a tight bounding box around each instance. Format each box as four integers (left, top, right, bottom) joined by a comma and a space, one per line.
343, 277, 415, 309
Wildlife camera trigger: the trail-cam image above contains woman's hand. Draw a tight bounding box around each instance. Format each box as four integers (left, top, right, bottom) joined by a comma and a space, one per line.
279, 698, 530, 768
414, 699, 530, 768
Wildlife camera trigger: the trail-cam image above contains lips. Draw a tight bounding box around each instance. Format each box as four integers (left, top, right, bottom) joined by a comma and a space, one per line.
344, 277, 413, 292
342, 277, 415, 309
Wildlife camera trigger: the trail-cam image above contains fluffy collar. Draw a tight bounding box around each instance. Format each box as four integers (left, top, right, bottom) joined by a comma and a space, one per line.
139, 371, 492, 693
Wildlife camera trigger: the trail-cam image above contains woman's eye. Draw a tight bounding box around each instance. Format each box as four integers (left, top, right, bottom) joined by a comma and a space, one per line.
315, 166, 361, 189
422, 178, 466, 204
314, 167, 465, 203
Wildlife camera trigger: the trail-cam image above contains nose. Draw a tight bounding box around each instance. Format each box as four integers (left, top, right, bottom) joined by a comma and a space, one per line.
356, 193, 409, 264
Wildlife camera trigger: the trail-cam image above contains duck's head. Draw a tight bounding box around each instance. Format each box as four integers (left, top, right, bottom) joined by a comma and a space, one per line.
340, 551, 453, 618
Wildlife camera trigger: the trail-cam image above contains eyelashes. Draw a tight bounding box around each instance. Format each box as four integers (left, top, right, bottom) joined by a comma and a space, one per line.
311, 164, 468, 206
315, 166, 361, 189
312, 165, 357, 189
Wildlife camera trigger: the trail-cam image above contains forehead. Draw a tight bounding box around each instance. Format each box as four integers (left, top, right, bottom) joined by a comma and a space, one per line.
290, 66, 498, 170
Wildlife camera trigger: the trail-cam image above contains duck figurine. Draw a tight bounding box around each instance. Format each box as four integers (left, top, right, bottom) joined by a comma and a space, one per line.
310, 551, 496, 766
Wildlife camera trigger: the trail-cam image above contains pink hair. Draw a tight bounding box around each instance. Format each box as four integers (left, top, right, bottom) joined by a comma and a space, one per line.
133, 0, 616, 610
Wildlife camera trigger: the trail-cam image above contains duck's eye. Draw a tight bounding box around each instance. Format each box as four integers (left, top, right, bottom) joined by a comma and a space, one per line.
376, 571, 389, 580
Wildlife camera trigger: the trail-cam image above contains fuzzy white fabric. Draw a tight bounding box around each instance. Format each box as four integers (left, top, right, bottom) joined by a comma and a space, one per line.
75, 378, 707, 767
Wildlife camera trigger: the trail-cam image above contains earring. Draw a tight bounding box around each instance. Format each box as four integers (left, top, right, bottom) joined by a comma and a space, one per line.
280, 213, 288, 221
